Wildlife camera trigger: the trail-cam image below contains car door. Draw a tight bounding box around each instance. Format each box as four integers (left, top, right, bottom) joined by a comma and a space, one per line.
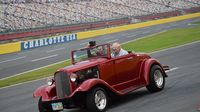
99, 61, 118, 86
113, 54, 140, 91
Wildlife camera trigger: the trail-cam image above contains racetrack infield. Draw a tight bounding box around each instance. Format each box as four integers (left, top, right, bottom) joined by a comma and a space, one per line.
1, 40, 199, 112
0, 25, 200, 88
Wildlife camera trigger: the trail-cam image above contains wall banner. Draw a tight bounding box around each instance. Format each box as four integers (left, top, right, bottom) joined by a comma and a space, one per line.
21, 33, 77, 50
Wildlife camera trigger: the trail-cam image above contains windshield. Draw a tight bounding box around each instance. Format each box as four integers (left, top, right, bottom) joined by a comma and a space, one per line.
72, 44, 109, 64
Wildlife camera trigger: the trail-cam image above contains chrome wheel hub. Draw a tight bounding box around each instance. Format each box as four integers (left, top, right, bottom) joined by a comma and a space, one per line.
95, 90, 107, 110
154, 70, 164, 88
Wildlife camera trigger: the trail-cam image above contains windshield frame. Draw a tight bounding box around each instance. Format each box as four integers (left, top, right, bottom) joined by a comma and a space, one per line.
71, 44, 111, 64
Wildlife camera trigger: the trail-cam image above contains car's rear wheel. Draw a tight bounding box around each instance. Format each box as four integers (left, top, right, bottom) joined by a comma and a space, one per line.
86, 87, 108, 112
146, 65, 165, 92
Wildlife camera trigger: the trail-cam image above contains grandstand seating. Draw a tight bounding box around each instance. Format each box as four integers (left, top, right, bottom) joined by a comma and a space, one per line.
0, 0, 199, 40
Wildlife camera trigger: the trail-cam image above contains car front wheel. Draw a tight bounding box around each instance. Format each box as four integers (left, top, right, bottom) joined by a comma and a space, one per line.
86, 87, 108, 112
146, 65, 165, 92
38, 97, 46, 112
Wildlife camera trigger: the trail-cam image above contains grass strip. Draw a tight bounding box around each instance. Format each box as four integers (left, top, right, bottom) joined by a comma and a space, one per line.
191, 21, 200, 25
122, 26, 200, 52
0, 26, 200, 88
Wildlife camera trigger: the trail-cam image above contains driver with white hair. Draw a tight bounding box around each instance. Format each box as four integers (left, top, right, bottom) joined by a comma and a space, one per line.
111, 42, 128, 58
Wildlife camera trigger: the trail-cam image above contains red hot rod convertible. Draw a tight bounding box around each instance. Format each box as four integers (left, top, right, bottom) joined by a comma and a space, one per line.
33, 43, 169, 112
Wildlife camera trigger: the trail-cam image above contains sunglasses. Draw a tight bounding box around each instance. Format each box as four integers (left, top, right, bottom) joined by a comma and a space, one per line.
112, 48, 117, 51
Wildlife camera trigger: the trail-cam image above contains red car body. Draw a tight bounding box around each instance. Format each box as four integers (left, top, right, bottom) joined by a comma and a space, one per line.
33, 44, 168, 112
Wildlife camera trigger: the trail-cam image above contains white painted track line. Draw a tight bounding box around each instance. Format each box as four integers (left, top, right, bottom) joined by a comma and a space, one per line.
107, 39, 119, 43
0, 59, 68, 81
31, 54, 58, 62
143, 30, 151, 34
0, 77, 49, 90
103, 36, 116, 40
166, 67, 179, 73
0, 56, 26, 64
127, 34, 136, 38
46, 47, 65, 53
151, 41, 200, 54
80, 42, 88, 46
122, 30, 167, 45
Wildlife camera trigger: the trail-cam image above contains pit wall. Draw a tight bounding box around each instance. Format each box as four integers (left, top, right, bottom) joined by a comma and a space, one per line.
0, 12, 200, 55
0, 42, 21, 54
20, 34, 77, 50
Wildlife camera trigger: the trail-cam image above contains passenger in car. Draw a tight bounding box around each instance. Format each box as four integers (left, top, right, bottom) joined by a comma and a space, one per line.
87, 41, 96, 57
111, 42, 128, 58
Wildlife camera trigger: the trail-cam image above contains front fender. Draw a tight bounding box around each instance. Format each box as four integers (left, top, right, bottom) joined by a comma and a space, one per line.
72, 79, 123, 96
33, 84, 56, 101
140, 58, 167, 85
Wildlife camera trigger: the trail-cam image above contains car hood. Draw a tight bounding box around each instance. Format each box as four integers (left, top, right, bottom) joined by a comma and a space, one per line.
59, 58, 108, 73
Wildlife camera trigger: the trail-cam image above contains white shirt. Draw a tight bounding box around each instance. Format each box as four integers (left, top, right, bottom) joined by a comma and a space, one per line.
111, 48, 128, 58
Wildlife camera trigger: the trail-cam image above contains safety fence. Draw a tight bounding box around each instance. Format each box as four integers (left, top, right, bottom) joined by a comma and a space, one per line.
0, 18, 131, 41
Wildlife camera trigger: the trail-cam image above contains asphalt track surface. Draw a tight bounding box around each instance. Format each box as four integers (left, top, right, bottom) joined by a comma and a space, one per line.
0, 41, 200, 112
0, 17, 200, 79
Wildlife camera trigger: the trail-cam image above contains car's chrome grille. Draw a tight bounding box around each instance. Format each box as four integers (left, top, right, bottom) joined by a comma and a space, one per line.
55, 72, 71, 99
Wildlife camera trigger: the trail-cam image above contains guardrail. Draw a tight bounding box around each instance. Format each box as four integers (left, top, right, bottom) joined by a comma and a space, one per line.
0, 18, 131, 41
136, 10, 182, 21
183, 7, 200, 13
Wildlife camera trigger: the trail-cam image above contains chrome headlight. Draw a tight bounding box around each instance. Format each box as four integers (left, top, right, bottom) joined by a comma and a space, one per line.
47, 78, 54, 86
70, 73, 78, 82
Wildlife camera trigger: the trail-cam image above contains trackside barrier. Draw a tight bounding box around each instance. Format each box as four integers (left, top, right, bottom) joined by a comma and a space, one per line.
0, 42, 21, 54
138, 11, 181, 21
0, 18, 130, 41
184, 7, 200, 13
21, 34, 77, 50
77, 12, 200, 40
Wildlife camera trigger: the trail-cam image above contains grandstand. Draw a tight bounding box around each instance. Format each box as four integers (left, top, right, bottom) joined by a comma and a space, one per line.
0, 0, 199, 40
